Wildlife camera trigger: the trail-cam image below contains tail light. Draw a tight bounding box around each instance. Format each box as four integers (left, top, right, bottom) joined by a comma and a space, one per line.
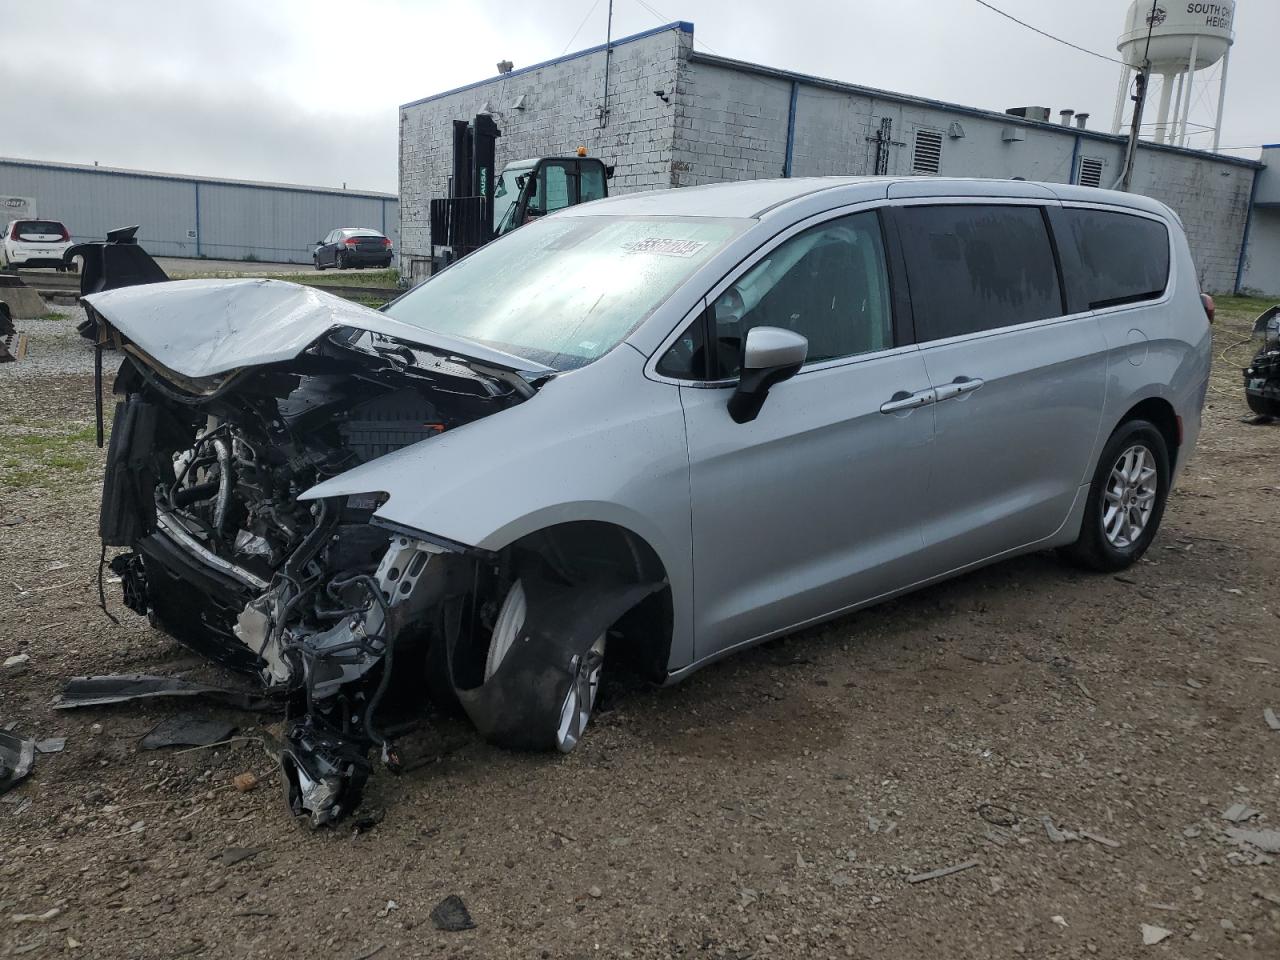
1200, 293, 1215, 324
343, 237, 359, 247
381, 237, 392, 249
8, 224, 18, 240
59, 225, 71, 242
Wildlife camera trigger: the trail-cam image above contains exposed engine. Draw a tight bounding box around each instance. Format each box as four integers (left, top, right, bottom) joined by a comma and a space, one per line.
99, 326, 529, 824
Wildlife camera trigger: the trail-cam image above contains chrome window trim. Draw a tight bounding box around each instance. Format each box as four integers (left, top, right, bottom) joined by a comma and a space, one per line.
644, 194, 1181, 380
913, 309, 1091, 353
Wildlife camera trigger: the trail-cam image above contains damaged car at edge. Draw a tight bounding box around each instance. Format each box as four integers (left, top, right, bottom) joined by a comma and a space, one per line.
87, 177, 1210, 826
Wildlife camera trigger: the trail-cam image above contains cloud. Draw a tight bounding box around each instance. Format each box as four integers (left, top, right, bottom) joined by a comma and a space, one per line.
0, 0, 1272, 195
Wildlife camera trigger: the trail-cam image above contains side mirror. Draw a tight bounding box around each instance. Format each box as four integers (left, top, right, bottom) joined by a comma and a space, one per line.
728, 326, 807, 424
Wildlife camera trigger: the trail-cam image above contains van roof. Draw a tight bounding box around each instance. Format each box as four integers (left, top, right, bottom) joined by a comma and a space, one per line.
568, 176, 1175, 222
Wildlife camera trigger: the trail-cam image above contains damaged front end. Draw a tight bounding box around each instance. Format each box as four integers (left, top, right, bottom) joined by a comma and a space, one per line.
92, 281, 545, 826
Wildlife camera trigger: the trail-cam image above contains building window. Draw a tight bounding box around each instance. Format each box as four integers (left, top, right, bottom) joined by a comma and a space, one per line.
1076, 156, 1104, 188
911, 130, 943, 175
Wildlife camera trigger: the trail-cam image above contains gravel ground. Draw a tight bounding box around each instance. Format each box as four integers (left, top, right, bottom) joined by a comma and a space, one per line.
1, 306, 96, 380
1, 300, 1277, 959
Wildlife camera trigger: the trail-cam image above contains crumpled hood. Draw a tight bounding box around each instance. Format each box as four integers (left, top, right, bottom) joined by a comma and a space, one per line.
84, 278, 551, 379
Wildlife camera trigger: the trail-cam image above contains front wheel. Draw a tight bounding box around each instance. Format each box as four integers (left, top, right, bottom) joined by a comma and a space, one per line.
1061, 419, 1170, 572
484, 579, 606, 753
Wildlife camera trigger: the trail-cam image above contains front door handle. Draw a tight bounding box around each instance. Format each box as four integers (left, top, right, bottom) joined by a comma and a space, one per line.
934, 376, 985, 402
880, 388, 936, 414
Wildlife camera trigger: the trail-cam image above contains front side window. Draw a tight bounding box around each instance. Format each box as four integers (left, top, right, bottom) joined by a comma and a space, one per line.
896, 204, 1063, 341
492, 164, 531, 233
382, 215, 747, 370
702, 211, 893, 379
530, 162, 573, 217
1059, 208, 1169, 309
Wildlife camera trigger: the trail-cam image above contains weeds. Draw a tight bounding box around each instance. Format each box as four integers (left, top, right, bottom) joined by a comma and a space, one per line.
0, 422, 101, 493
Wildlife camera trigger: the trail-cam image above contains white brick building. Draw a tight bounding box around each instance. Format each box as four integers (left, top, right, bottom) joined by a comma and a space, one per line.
400, 21, 1270, 294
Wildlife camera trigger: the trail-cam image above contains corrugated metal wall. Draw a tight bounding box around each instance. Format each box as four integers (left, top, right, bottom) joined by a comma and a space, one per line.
0, 159, 398, 264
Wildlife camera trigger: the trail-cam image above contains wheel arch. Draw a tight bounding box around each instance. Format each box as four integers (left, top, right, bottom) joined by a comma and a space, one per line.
1116, 395, 1180, 471
503, 519, 675, 684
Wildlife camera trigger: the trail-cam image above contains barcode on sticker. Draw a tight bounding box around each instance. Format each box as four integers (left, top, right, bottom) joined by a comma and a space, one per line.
627, 238, 707, 257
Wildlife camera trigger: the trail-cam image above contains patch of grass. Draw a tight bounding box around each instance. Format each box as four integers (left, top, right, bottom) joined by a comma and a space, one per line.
36, 310, 69, 321
0, 421, 101, 493
344, 295, 390, 309
272, 268, 400, 289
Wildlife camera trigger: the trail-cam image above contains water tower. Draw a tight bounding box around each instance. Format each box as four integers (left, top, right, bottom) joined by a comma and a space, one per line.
1109, 1, 1235, 150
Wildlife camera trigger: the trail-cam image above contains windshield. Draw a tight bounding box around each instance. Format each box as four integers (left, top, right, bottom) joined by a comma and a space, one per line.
492, 164, 532, 235
383, 214, 747, 370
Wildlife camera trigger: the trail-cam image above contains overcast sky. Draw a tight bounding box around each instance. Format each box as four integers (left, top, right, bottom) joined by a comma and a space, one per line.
3, 0, 1275, 192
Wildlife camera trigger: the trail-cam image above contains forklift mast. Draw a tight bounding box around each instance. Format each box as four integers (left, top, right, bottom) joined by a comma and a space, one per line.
449, 114, 500, 244
423, 114, 610, 278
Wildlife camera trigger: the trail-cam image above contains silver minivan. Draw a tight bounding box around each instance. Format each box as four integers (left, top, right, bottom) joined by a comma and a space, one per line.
87, 177, 1211, 823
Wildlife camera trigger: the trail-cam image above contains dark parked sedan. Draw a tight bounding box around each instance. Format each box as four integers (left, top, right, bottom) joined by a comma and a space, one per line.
314, 228, 393, 270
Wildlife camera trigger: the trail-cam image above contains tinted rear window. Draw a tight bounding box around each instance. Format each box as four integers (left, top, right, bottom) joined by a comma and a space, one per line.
1058, 208, 1170, 309
896, 205, 1063, 341
15, 220, 65, 235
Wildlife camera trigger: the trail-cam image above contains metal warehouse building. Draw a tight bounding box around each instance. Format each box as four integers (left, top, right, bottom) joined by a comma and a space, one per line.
0, 156, 398, 265
399, 21, 1275, 295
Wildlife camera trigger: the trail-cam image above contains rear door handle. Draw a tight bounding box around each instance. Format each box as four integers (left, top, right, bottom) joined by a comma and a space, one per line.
933, 376, 985, 402
880, 388, 936, 414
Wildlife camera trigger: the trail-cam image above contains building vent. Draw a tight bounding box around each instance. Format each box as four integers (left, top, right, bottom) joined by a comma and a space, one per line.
1077, 156, 1104, 188
911, 130, 943, 175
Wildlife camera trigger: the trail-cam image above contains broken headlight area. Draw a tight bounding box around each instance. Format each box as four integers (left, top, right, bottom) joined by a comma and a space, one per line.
1243, 304, 1280, 420
96, 325, 526, 826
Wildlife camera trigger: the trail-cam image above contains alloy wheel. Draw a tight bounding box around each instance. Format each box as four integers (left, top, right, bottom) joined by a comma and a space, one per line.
486, 579, 606, 754
555, 635, 606, 754
1102, 444, 1158, 549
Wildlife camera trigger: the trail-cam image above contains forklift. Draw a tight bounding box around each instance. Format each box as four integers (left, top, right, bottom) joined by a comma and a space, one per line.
420, 114, 611, 279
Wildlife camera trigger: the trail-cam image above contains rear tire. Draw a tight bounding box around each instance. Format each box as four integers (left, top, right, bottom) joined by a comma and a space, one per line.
1061, 419, 1170, 572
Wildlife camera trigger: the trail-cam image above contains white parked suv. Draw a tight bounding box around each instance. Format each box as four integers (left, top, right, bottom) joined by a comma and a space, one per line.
2, 219, 73, 269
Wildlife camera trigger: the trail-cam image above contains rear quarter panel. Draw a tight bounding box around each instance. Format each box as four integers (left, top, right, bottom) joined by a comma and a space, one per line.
1086, 210, 1211, 483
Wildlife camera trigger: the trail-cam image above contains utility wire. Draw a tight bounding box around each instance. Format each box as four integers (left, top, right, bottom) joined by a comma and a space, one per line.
630, 0, 723, 56
562, 0, 605, 56
970, 0, 1126, 65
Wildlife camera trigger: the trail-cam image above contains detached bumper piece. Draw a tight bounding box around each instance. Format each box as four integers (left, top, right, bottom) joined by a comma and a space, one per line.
0, 729, 35, 796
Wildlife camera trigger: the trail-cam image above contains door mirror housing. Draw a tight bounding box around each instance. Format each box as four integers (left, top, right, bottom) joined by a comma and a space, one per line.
728, 326, 807, 424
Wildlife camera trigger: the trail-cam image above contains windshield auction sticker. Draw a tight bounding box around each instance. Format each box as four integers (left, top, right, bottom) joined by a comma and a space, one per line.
627, 238, 708, 257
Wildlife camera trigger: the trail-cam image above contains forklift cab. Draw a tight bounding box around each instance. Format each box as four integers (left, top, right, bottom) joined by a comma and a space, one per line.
493, 157, 610, 236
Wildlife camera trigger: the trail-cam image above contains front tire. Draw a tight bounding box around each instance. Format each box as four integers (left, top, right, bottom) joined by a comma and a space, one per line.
1062, 419, 1170, 572
483, 579, 606, 753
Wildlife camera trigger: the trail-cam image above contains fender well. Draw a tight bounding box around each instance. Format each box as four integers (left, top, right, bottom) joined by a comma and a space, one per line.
1118, 397, 1180, 470
508, 521, 673, 684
